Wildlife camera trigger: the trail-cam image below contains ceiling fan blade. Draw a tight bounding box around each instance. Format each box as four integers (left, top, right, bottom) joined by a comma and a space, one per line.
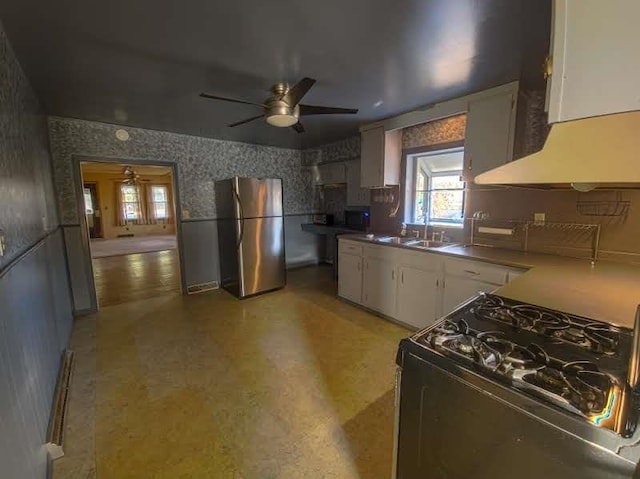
228, 115, 264, 128
299, 104, 359, 116
291, 122, 305, 133
199, 92, 265, 108
283, 77, 316, 106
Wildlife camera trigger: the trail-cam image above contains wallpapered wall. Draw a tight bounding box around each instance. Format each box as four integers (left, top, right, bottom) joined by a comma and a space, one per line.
0, 20, 73, 479
302, 135, 360, 166
402, 114, 467, 150
49, 117, 315, 224
0, 25, 58, 267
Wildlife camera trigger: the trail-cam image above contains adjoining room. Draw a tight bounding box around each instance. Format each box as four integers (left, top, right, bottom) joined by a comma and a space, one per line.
80, 161, 181, 307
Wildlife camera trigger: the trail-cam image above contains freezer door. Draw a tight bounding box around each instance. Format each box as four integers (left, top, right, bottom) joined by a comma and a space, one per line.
233, 177, 283, 218
238, 216, 285, 297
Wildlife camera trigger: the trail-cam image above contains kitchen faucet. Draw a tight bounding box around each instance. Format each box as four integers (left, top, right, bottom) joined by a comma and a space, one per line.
422, 223, 445, 242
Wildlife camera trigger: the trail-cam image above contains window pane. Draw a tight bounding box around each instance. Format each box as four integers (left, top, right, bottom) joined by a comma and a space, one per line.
121, 185, 139, 202
429, 190, 464, 222
124, 203, 139, 220
83, 188, 93, 214
431, 175, 464, 190
414, 191, 427, 224
152, 186, 167, 202
416, 169, 427, 191
155, 202, 168, 219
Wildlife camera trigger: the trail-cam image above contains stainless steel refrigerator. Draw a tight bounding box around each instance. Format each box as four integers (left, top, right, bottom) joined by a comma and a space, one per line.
215, 177, 286, 298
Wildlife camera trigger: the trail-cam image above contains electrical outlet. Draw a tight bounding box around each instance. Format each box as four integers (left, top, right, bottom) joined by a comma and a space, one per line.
0, 232, 6, 257
534, 212, 546, 225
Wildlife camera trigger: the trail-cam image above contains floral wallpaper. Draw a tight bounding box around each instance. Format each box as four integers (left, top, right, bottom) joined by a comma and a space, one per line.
0, 22, 58, 268
48, 117, 315, 223
302, 135, 360, 166
402, 114, 467, 150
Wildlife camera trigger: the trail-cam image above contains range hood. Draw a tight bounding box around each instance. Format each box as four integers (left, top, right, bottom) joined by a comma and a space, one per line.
474, 111, 640, 189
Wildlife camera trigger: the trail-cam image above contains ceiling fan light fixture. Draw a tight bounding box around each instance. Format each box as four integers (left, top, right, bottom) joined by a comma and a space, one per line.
265, 101, 299, 128
266, 114, 298, 127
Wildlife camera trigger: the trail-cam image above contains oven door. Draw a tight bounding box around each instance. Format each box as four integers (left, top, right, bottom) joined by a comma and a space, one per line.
394, 351, 637, 479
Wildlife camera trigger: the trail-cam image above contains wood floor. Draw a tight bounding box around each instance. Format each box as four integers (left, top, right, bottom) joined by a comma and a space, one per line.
92, 250, 181, 307
54, 266, 410, 479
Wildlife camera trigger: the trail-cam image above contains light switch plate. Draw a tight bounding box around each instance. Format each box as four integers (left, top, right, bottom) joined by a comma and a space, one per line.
534, 212, 546, 225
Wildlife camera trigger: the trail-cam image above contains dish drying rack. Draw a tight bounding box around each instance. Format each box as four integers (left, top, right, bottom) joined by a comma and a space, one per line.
469, 218, 601, 264
576, 191, 630, 217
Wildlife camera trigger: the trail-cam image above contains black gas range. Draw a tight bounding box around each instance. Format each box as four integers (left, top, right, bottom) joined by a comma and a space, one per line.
394, 294, 640, 479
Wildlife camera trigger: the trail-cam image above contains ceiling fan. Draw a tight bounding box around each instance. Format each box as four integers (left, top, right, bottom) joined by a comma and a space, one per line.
199, 77, 358, 133
117, 166, 149, 185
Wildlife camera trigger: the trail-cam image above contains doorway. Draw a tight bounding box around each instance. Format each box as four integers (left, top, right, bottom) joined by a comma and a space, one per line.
79, 160, 183, 308
83, 182, 102, 238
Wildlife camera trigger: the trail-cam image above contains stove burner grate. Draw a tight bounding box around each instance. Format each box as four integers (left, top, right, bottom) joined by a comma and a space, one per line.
473, 294, 620, 355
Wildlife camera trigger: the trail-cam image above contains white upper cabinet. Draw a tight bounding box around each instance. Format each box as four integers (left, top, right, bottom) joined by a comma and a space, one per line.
463, 88, 517, 183
345, 160, 370, 206
360, 126, 402, 188
547, 0, 640, 123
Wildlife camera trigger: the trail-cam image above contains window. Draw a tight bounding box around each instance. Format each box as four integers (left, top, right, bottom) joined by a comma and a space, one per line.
120, 184, 142, 220
83, 188, 94, 214
150, 185, 169, 220
409, 147, 465, 225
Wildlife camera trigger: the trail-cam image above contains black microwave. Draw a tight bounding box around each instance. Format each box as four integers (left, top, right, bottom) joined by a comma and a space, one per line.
344, 210, 370, 231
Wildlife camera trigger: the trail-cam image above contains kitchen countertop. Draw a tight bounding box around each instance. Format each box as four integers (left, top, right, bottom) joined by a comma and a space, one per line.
340, 234, 640, 329
301, 223, 362, 235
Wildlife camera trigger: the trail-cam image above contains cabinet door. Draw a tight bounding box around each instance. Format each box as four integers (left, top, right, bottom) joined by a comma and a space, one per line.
363, 257, 396, 317
443, 277, 497, 315
360, 126, 385, 188
547, 0, 640, 122
397, 266, 440, 329
338, 253, 362, 303
464, 91, 516, 183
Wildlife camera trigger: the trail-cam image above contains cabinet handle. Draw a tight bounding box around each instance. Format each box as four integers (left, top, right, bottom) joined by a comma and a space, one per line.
436, 279, 439, 287
401, 271, 404, 284
391, 269, 395, 280
357, 261, 360, 272
467, 154, 472, 171
464, 270, 480, 275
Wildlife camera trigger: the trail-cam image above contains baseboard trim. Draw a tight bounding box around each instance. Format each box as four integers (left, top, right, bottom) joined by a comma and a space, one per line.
46, 350, 75, 460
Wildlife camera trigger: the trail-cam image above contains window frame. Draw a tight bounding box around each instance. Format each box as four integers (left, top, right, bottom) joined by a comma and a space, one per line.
150, 184, 170, 220
403, 142, 466, 227
418, 170, 465, 225
120, 184, 142, 221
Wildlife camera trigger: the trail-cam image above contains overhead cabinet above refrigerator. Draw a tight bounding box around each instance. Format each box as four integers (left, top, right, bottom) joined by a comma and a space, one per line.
215, 177, 286, 299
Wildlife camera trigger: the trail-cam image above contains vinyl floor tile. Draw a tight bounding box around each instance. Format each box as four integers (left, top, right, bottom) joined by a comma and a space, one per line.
54, 266, 409, 479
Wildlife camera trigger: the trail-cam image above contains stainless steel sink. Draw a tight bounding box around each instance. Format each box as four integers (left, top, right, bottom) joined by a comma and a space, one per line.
406, 240, 452, 249
374, 236, 419, 245
364, 235, 457, 249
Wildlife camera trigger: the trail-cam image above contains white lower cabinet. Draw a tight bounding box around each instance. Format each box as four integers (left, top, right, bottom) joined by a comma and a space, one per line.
396, 266, 440, 329
442, 276, 498, 315
338, 252, 362, 303
337, 239, 528, 329
362, 256, 397, 317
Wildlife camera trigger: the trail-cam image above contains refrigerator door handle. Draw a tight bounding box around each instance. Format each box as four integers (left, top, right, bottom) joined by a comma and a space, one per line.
234, 189, 245, 248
